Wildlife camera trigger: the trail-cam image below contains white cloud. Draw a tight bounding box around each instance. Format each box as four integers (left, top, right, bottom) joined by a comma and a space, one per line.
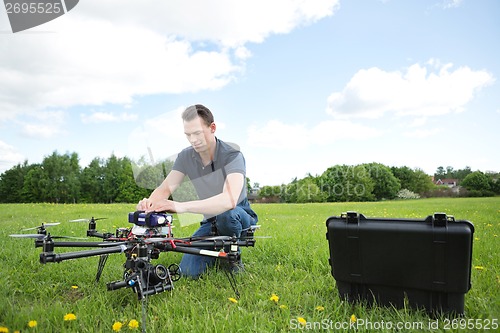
409, 117, 428, 127
18, 111, 67, 139
74, 0, 340, 47
81, 112, 138, 124
247, 119, 382, 149
326, 60, 495, 120
0, 0, 339, 121
0, 141, 25, 172
127, 107, 187, 162
442, 0, 463, 9
404, 128, 441, 138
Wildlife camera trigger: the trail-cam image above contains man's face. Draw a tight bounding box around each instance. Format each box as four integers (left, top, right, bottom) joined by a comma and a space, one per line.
183, 116, 215, 153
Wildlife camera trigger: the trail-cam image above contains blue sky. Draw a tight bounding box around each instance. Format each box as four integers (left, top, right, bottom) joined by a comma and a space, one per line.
0, 0, 499, 187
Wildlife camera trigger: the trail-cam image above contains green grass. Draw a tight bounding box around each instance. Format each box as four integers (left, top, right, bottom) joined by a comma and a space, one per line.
0, 198, 499, 332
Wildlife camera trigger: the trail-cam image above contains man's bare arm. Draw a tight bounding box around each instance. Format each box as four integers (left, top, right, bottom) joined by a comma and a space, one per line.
136, 170, 185, 211
148, 172, 244, 215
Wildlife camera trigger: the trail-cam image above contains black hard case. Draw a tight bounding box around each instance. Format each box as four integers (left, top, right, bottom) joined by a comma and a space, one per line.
325, 212, 474, 314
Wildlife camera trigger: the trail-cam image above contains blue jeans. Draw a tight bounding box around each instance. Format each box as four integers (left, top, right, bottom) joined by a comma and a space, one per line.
179, 205, 257, 278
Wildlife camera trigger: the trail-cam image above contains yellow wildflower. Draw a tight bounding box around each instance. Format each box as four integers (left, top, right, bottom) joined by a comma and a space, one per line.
269, 293, 279, 303
71, 285, 78, 289
128, 320, 139, 329
474, 266, 485, 271
279, 304, 288, 310
350, 314, 357, 323
315, 305, 325, 311
28, 320, 37, 328
63, 313, 77, 321
228, 297, 238, 304
297, 317, 307, 326
0, 326, 8, 333
112, 321, 123, 332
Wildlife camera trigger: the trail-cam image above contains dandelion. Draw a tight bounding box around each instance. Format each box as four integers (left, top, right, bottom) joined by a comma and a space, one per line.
28, 320, 37, 328
63, 313, 77, 321
269, 293, 279, 303
228, 297, 238, 304
0, 326, 8, 333
350, 314, 357, 323
315, 306, 325, 311
279, 304, 288, 310
128, 320, 139, 330
297, 317, 307, 326
71, 285, 78, 289
474, 266, 485, 271
112, 321, 123, 332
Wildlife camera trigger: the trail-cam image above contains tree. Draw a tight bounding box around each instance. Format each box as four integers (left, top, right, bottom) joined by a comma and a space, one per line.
435, 166, 446, 178
362, 163, 400, 200
393, 166, 434, 195
0, 161, 33, 202
115, 157, 150, 203
258, 185, 282, 202
461, 171, 491, 195
40, 151, 81, 203
453, 166, 472, 180
80, 158, 105, 203
22, 165, 47, 202
295, 176, 326, 203
412, 169, 435, 194
319, 164, 375, 202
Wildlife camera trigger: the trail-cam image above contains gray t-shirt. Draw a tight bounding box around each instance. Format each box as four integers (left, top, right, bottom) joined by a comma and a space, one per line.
172, 138, 247, 202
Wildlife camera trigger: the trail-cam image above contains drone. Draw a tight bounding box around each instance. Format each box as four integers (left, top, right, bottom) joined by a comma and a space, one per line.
10, 211, 259, 300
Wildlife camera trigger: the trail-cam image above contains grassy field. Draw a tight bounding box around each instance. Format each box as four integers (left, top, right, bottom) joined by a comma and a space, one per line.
0, 198, 499, 332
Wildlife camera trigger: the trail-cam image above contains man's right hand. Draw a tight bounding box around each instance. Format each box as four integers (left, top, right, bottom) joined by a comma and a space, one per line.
136, 198, 152, 211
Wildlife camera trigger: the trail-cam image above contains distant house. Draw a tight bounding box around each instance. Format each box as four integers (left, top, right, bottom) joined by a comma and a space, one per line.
248, 186, 260, 202
434, 178, 459, 188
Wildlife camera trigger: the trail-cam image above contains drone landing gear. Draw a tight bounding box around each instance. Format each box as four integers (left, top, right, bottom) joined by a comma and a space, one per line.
223, 268, 240, 299
95, 254, 109, 283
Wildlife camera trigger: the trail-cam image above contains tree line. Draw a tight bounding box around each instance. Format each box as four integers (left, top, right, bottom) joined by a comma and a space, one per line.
0, 152, 150, 203
257, 163, 500, 203
0, 151, 498, 204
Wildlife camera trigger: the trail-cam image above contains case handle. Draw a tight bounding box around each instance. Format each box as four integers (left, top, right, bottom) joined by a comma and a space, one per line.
341, 211, 366, 224
432, 212, 455, 227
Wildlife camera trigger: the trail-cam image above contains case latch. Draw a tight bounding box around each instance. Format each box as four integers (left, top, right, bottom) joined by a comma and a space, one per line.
344, 211, 359, 224
433, 212, 454, 227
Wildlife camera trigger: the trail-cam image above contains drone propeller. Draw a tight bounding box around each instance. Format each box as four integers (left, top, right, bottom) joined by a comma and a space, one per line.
204, 235, 235, 241
241, 235, 272, 239
242, 225, 261, 232
22, 222, 60, 231
69, 217, 107, 223
10, 234, 46, 238
9, 233, 85, 240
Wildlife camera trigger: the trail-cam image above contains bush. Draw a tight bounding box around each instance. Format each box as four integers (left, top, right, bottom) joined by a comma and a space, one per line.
396, 188, 420, 199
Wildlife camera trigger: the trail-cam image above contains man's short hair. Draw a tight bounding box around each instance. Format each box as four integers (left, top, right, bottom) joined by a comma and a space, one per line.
182, 104, 214, 127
